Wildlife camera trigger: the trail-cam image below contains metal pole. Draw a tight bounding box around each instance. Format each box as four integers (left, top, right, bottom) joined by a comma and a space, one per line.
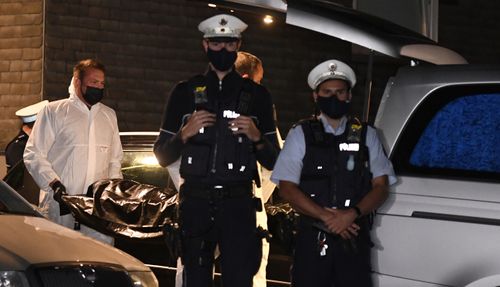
362, 50, 374, 122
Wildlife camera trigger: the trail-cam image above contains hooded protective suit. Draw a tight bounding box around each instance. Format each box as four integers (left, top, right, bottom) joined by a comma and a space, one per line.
24, 77, 123, 244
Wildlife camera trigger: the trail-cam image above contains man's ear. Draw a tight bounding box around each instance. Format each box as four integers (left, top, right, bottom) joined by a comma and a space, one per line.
73, 76, 81, 90
312, 91, 318, 102
202, 39, 208, 52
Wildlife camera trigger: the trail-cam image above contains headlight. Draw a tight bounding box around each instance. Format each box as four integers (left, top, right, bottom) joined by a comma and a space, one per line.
0, 271, 30, 287
129, 271, 158, 287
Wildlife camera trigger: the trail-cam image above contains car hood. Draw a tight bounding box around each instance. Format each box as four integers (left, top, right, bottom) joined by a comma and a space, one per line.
222, 0, 467, 64
0, 215, 149, 271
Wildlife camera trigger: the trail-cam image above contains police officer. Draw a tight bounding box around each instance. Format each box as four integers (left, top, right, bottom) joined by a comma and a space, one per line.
271, 59, 396, 287
154, 14, 280, 287
5, 100, 48, 171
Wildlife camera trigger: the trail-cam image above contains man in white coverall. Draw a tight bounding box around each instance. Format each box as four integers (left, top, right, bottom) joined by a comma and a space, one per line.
24, 59, 123, 244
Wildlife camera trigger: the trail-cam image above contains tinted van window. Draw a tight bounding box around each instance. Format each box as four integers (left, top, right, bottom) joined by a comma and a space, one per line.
392, 85, 500, 182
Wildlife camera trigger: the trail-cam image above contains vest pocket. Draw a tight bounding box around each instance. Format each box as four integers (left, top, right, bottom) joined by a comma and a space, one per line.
300, 179, 331, 206
180, 144, 211, 177
224, 136, 255, 179
302, 146, 332, 178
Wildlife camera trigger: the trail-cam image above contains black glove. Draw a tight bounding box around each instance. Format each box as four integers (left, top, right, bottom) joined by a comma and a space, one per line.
51, 180, 70, 215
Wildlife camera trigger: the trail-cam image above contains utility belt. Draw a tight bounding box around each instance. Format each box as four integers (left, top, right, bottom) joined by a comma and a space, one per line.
180, 183, 253, 199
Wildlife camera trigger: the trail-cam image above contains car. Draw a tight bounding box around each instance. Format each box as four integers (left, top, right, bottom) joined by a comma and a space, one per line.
0, 179, 158, 287
208, 1, 500, 286
119, 132, 175, 190
372, 64, 500, 287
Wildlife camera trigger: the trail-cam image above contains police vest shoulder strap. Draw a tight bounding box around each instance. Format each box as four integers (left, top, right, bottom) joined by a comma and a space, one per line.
187, 74, 208, 108
346, 117, 370, 168
346, 117, 368, 146
237, 78, 254, 115
299, 117, 326, 145
187, 74, 206, 92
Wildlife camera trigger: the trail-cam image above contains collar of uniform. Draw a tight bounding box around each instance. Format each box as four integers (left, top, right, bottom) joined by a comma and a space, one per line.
205, 68, 242, 98
19, 129, 28, 138
205, 66, 238, 80
69, 93, 102, 113
318, 113, 348, 136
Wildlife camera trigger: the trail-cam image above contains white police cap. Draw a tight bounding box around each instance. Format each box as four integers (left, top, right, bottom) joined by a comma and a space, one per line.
198, 14, 247, 39
307, 59, 357, 90
15, 100, 48, 123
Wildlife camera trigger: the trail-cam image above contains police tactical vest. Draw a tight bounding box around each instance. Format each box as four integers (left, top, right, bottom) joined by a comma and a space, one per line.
179, 74, 258, 185
299, 117, 372, 208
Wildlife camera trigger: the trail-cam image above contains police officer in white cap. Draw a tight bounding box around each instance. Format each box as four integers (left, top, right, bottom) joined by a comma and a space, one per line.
5, 100, 48, 171
271, 59, 396, 287
154, 14, 280, 287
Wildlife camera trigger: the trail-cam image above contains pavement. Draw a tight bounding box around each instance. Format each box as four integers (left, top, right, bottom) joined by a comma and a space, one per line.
115, 237, 292, 287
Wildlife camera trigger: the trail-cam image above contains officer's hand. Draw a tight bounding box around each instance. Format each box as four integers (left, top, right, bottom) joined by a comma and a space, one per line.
339, 223, 361, 240
181, 110, 216, 142
323, 207, 358, 235
50, 180, 70, 216
228, 115, 261, 142
319, 208, 337, 231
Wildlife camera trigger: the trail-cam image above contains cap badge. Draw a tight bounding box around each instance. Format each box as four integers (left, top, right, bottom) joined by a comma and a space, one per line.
328, 62, 337, 72
219, 18, 228, 26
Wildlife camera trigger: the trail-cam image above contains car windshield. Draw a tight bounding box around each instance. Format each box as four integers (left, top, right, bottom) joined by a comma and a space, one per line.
0, 181, 41, 217
120, 133, 175, 189
121, 150, 172, 188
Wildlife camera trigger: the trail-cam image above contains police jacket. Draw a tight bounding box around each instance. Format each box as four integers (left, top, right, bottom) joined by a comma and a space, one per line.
298, 117, 372, 208
154, 69, 279, 186
5, 129, 29, 171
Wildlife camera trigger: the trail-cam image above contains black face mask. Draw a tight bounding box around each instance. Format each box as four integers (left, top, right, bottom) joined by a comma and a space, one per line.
316, 96, 350, 119
82, 86, 104, 106
207, 48, 237, 71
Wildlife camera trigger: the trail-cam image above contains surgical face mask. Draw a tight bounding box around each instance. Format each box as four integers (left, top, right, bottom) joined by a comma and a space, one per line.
207, 48, 237, 71
316, 96, 350, 119
82, 86, 104, 106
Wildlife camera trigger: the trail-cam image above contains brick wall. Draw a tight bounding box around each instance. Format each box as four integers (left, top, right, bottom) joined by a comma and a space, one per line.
0, 0, 43, 149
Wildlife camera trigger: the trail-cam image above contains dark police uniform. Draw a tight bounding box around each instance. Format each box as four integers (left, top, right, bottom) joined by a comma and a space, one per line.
5, 130, 29, 171
6, 100, 48, 172
154, 68, 279, 287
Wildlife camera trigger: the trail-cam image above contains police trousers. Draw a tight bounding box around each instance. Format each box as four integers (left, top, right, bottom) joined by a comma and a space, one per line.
291, 219, 373, 287
179, 186, 261, 287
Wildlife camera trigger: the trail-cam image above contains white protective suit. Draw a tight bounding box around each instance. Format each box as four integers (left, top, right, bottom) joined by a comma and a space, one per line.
24, 78, 123, 244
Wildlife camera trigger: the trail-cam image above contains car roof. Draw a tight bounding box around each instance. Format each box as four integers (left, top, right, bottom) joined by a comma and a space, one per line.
220, 0, 467, 64
120, 131, 159, 150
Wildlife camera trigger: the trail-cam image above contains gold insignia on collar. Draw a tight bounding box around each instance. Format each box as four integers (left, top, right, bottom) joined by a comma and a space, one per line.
195, 86, 206, 93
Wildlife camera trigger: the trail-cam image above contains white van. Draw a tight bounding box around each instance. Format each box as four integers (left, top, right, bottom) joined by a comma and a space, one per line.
373, 64, 500, 287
